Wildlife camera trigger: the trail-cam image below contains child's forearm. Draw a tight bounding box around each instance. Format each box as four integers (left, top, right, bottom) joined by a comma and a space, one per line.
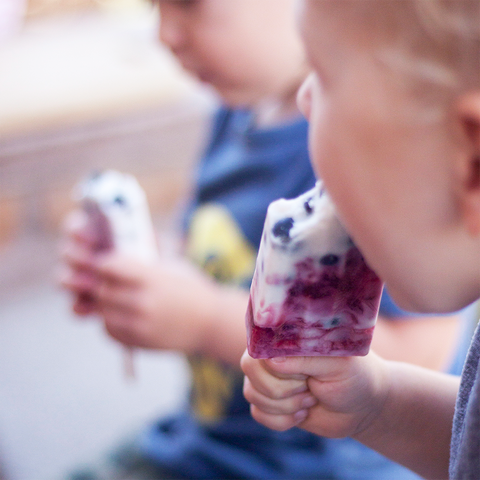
372, 314, 462, 371
354, 359, 459, 480
198, 285, 250, 365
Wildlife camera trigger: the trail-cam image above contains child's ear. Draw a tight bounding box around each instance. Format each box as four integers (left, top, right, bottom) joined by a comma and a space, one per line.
455, 91, 480, 236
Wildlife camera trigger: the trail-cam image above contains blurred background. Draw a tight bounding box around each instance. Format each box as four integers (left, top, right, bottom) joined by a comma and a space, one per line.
0, 0, 216, 478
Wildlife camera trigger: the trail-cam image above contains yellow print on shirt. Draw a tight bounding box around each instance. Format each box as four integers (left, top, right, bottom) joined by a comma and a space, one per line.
186, 204, 256, 421
189, 356, 240, 422
186, 204, 256, 286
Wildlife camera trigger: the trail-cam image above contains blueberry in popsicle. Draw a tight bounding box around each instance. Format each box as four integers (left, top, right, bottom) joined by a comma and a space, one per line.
246, 181, 384, 358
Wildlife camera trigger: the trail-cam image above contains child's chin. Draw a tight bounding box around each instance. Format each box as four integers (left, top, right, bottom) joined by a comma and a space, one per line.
386, 283, 462, 316
213, 87, 255, 109
382, 283, 424, 315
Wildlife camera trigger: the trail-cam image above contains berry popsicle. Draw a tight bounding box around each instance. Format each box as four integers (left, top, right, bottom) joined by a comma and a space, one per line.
75, 169, 158, 262
74, 170, 159, 377
246, 181, 384, 358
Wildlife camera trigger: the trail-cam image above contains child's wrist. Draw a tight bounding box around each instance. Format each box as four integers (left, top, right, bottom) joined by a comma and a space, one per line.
352, 352, 392, 443
197, 282, 248, 363
194, 279, 225, 355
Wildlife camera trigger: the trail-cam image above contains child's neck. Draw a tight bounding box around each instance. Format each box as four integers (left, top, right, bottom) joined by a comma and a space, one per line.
252, 88, 302, 128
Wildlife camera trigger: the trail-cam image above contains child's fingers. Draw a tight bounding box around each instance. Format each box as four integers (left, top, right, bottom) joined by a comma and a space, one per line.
96, 279, 143, 312
263, 357, 310, 381
62, 209, 87, 235
96, 254, 147, 287
240, 351, 308, 399
263, 355, 354, 382
56, 264, 98, 294
101, 307, 147, 347
59, 254, 147, 312
59, 240, 96, 272
243, 376, 317, 415
249, 404, 309, 432
58, 265, 100, 316
102, 310, 133, 345
72, 293, 98, 316
62, 209, 97, 247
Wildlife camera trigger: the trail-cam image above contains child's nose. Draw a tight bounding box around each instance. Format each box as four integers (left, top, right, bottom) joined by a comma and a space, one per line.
297, 73, 314, 121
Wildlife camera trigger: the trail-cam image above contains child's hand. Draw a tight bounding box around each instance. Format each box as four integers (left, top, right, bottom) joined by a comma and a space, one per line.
57, 209, 101, 316
57, 209, 222, 353
88, 252, 221, 352
241, 351, 388, 439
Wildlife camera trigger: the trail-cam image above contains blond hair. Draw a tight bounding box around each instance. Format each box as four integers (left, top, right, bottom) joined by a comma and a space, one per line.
401, 0, 479, 91
325, 0, 479, 111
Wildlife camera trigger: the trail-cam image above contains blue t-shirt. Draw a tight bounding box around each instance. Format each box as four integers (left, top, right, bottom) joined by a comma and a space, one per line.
140, 107, 469, 480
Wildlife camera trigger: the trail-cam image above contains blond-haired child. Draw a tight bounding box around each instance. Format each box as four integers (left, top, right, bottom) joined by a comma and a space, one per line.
242, 1, 480, 479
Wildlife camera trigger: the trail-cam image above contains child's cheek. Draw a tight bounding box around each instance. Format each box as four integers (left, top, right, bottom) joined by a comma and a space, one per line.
307, 126, 322, 179
307, 109, 332, 183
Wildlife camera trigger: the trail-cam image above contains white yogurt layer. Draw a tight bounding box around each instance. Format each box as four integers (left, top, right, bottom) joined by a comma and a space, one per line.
75, 170, 158, 262
252, 181, 353, 327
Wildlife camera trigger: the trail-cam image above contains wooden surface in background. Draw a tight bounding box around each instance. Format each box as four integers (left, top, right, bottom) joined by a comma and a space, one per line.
0, 9, 215, 249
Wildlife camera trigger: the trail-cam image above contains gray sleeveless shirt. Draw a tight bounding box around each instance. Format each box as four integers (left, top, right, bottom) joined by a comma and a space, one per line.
450, 322, 480, 479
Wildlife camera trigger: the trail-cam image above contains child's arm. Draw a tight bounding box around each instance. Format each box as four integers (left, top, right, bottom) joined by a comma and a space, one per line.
241, 351, 459, 480
59, 209, 463, 370
58, 209, 248, 365
373, 313, 462, 371
93, 252, 249, 364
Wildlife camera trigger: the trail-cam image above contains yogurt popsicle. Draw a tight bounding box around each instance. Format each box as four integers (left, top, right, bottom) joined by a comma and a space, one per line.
73, 170, 159, 378
74, 169, 158, 262
246, 181, 383, 358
